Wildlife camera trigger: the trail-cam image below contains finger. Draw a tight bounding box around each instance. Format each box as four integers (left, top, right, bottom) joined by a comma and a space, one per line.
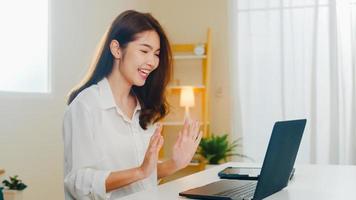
148, 132, 158, 147
191, 120, 200, 140
154, 124, 163, 135
152, 136, 163, 161
182, 118, 190, 136
151, 125, 161, 139
193, 121, 200, 139
194, 131, 203, 148
188, 120, 195, 139
153, 132, 162, 148
149, 124, 162, 146
157, 136, 164, 152
174, 131, 183, 148
149, 133, 161, 153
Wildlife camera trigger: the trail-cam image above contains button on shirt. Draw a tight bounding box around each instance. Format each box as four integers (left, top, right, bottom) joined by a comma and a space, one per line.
63, 78, 157, 200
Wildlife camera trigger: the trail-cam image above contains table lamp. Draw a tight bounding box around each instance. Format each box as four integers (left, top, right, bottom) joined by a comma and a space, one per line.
180, 86, 195, 120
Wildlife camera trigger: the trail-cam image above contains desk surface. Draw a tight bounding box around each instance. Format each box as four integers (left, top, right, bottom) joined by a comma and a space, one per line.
121, 162, 356, 200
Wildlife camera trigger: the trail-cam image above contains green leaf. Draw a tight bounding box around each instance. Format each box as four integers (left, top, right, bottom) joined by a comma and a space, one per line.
198, 134, 248, 164
2, 175, 27, 191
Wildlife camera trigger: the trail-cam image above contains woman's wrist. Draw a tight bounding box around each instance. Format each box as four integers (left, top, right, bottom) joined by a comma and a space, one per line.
157, 159, 181, 179
137, 166, 149, 179
106, 166, 149, 192
167, 159, 181, 172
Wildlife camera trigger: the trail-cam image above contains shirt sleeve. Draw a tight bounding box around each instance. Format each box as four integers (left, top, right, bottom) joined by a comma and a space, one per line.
63, 101, 111, 200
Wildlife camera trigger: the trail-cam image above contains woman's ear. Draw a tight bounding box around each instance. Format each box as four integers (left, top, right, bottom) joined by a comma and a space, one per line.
110, 40, 122, 59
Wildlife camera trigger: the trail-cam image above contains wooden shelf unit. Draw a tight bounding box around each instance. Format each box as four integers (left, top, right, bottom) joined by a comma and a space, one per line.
163, 28, 212, 137
158, 29, 212, 184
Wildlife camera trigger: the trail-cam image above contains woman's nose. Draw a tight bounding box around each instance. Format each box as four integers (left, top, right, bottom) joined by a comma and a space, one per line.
146, 54, 157, 68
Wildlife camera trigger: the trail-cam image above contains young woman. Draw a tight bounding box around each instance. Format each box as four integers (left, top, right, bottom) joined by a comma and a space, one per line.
63, 10, 202, 200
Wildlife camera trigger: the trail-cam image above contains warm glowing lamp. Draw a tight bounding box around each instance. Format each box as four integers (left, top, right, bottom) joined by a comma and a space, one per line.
180, 86, 195, 119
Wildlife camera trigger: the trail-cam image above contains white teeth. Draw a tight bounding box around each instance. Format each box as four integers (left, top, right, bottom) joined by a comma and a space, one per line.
139, 68, 150, 75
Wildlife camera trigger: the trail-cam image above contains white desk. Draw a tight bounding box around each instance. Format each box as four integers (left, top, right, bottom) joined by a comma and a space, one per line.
120, 162, 356, 200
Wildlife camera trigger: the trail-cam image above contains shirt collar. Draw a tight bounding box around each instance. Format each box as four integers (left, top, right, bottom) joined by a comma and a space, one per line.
98, 77, 142, 112
98, 78, 116, 109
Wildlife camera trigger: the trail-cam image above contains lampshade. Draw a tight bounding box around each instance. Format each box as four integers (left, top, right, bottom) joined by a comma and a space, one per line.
180, 86, 195, 107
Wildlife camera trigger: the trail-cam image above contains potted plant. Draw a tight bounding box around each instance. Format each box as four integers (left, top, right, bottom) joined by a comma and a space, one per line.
2, 175, 27, 200
197, 134, 248, 167
0, 187, 4, 200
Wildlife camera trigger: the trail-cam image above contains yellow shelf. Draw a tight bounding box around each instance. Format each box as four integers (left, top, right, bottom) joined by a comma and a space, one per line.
164, 28, 211, 137
161, 121, 210, 126
160, 28, 212, 162
172, 44, 205, 52
167, 85, 206, 91
173, 54, 207, 60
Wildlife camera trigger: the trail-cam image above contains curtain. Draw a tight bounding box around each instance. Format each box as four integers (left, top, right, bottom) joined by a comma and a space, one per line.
230, 0, 356, 164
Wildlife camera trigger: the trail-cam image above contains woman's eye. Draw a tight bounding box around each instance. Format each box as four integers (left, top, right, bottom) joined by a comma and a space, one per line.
140, 50, 148, 54
155, 53, 160, 57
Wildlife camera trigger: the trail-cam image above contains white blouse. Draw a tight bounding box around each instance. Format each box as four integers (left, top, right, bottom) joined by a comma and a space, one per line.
63, 78, 157, 200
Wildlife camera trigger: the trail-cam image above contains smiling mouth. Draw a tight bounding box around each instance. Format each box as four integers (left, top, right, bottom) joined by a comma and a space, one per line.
138, 68, 151, 78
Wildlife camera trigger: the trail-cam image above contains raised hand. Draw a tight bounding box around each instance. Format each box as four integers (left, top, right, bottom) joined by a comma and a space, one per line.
171, 119, 203, 170
139, 125, 164, 178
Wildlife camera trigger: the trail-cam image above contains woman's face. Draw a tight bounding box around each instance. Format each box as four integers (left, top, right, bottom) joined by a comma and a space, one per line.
119, 30, 160, 87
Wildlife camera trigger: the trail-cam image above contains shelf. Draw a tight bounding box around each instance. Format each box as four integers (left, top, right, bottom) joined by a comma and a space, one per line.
162, 121, 184, 126
173, 54, 206, 60
162, 121, 210, 126
167, 85, 206, 91
163, 28, 211, 139
159, 29, 211, 175
171, 43, 206, 52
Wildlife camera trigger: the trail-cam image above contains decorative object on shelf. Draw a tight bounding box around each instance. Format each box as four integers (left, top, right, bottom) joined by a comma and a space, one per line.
197, 134, 247, 165
180, 86, 195, 119
194, 43, 205, 56
2, 175, 27, 200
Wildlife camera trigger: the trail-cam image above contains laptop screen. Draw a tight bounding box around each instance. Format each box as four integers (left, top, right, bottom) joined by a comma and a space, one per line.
253, 119, 306, 200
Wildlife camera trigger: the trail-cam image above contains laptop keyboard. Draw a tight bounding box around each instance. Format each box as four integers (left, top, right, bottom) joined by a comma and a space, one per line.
215, 181, 257, 200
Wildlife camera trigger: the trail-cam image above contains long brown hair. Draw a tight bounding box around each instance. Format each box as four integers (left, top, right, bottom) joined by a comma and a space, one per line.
67, 10, 172, 130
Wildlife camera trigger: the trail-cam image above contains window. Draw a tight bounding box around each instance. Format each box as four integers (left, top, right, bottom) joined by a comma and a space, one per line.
0, 1, 49, 93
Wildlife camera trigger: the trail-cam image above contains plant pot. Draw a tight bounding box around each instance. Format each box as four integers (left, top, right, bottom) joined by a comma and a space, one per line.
0, 187, 4, 200
3, 190, 23, 200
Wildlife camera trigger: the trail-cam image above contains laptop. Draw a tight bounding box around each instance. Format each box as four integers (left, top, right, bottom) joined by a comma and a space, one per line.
179, 119, 307, 200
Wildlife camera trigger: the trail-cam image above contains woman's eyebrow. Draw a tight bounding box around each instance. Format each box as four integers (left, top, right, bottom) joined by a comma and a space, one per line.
140, 43, 160, 51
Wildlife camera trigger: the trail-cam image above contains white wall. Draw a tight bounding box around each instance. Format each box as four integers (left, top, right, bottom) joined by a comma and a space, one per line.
0, 1, 149, 199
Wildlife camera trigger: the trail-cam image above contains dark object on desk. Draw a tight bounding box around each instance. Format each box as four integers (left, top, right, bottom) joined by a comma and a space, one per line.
218, 167, 295, 181
218, 167, 260, 180
179, 119, 306, 200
